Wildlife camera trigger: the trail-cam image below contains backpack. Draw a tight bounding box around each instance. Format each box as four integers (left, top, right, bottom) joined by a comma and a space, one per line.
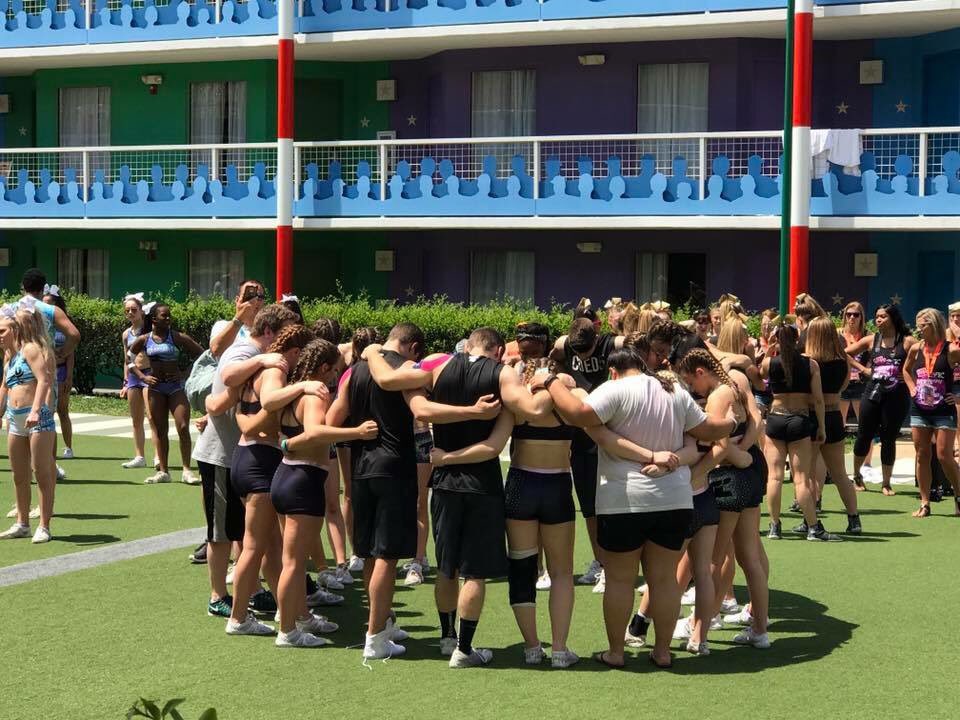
185, 349, 218, 413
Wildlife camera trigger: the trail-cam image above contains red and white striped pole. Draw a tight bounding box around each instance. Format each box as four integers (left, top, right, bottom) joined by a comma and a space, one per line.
275, 0, 295, 300
788, 0, 814, 301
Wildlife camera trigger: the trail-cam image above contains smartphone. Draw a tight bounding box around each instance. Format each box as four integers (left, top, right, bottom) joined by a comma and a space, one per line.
242, 285, 259, 302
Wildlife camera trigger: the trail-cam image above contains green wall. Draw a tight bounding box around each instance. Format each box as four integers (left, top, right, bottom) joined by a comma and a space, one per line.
0, 75, 37, 148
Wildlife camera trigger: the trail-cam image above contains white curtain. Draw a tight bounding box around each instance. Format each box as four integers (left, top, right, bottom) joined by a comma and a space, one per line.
58, 249, 109, 298
190, 82, 247, 175
470, 250, 535, 304
637, 63, 709, 133
636, 252, 668, 303
189, 250, 244, 298
59, 87, 111, 179
471, 70, 536, 137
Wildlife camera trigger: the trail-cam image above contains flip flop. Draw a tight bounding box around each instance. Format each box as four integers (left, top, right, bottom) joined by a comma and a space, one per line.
912, 504, 931, 518
648, 653, 673, 669
592, 651, 625, 669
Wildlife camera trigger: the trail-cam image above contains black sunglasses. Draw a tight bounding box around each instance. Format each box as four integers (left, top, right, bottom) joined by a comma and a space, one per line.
845, 312, 861, 318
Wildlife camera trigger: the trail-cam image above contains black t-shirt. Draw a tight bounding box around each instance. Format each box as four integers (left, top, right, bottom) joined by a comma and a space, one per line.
562, 332, 617, 453
347, 350, 416, 481
430, 354, 504, 495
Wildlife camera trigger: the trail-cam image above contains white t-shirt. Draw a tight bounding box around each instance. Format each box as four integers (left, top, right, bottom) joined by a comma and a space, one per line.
585, 373, 706, 515
210, 319, 251, 347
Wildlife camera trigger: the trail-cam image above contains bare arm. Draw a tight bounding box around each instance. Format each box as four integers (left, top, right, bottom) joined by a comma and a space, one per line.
406, 389, 501, 424
548, 336, 567, 364
129, 333, 148, 355
53, 306, 80, 358
222, 353, 287, 389
810, 359, 826, 444
286, 395, 378, 454
23, 344, 52, 420
544, 378, 602, 428
902, 345, 919, 398
844, 333, 874, 358
430, 411, 515, 466
362, 347, 439, 391
326, 374, 352, 428
500, 368, 553, 421
586, 424, 674, 467
206, 385, 241, 417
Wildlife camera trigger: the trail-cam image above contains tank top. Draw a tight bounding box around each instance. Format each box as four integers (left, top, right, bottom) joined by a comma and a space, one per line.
867, 334, 907, 393
146, 331, 178, 362
5, 351, 36, 388
817, 358, 849, 395
347, 350, 416, 481
768, 355, 812, 394
912, 342, 955, 417
430, 353, 505, 495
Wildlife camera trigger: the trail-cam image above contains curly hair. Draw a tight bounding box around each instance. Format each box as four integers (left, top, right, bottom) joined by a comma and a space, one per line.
350, 326, 380, 366
290, 339, 340, 383
312, 317, 342, 344
647, 319, 688, 347
267, 324, 315, 355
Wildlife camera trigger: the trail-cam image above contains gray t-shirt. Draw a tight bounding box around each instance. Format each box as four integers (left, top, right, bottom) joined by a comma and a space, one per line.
585, 374, 706, 515
192, 340, 260, 468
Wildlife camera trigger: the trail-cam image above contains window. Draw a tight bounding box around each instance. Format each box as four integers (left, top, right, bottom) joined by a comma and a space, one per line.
636, 252, 707, 308
471, 70, 536, 137
470, 250, 535, 305
636, 252, 668, 304
59, 87, 111, 177
190, 82, 247, 173
189, 250, 245, 298
58, 249, 109, 298
637, 63, 709, 133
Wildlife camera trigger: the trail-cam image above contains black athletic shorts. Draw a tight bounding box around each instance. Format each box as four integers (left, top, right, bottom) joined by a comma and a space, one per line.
271, 461, 326, 517
431, 489, 508, 580
230, 443, 282, 497
765, 412, 815, 443
708, 451, 765, 513
686, 487, 721, 538
841, 380, 865, 401
570, 447, 598, 519
823, 409, 846, 444
352, 475, 417, 560
597, 509, 693, 553
199, 461, 244, 544
504, 467, 576, 525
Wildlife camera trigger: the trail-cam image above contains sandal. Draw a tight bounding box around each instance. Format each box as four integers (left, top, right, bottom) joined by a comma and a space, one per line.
592, 651, 625, 669
853, 474, 867, 491
881, 485, 896, 497
648, 653, 673, 669
912, 504, 931, 518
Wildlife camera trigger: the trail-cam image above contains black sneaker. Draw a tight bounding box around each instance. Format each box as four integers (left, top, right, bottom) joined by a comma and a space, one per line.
815, 499, 822, 514
248, 588, 277, 615
943, 484, 955, 497
767, 521, 781, 539
792, 521, 809, 535
189, 542, 207, 564
846, 515, 862, 535
930, 486, 943, 503
807, 522, 843, 542
788, 500, 802, 513
207, 593, 233, 618
305, 573, 319, 596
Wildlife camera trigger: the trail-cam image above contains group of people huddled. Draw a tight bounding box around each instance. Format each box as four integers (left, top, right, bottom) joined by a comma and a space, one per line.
3, 272, 959, 668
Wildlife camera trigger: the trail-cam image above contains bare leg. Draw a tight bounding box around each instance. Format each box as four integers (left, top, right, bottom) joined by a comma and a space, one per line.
127, 387, 146, 459
912, 428, 934, 514
229, 494, 282, 624
414, 462, 431, 563
367, 557, 399, 634
688, 525, 717, 645
934, 430, 960, 514
821, 441, 858, 515
541, 521, 575, 653
764, 439, 788, 525
339, 448, 354, 553
458, 579, 486, 624
278, 515, 320, 634
169, 392, 193, 472
789, 439, 817, 527
57, 382, 72, 451
641, 542, 685, 666
734, 507, 769, 634
8, 434, 33, 526
148, 391, 170, 473
323, 462, 347, 565
31, 431, 57, 529
601, 549, 641, 665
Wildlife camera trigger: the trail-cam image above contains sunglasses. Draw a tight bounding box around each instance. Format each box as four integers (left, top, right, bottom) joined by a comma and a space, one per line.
845, 312, 861, 318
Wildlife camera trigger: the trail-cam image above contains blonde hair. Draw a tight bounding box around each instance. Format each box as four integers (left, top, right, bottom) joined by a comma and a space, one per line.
842, 301, 866, 337
794, 293, 827, 322
805, 316, 846, 362
916, 308, 947, 343
718, 298, 745, 323
716, 318, 749, 355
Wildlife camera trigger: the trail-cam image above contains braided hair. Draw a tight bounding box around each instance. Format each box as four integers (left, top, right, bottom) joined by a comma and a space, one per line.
266, 324, 315, 355
290, 339, 340, 383
350, 326, 380, 366
676, 347, 747, 416
521, 356, 559, 387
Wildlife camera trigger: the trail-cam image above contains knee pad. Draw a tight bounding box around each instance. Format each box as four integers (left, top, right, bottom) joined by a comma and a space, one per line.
507, 549, 538, 607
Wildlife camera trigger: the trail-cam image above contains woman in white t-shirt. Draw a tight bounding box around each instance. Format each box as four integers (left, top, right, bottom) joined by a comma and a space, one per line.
540, 347, 735, 669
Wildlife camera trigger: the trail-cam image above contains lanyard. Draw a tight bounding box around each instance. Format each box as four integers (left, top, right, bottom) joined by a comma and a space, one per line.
922, 341, 944, 377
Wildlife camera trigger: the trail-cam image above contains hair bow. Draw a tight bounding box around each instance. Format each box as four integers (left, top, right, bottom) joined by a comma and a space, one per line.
124, 292, 145, 303
768, 314, 781, 325
651, 300, 671, 311
577, 297, 592, 310
718, 293, 740, 304
639, 302, 655, 313
142, 301, 157, 315
281, 294, 300, 304
43, 284, 60, 297
604, 297, 623, 310
0, 303, 18, 319
17, 295, 37, 313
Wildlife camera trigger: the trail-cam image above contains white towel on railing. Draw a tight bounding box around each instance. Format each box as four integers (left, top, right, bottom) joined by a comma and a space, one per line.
810, 129, 863, 178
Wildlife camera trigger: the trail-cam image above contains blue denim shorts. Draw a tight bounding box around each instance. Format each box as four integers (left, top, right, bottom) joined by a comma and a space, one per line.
910, 414, 957, 430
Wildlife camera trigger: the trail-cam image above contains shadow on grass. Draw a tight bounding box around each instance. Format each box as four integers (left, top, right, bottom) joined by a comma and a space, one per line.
56, 478, 140, 486
54, 513, 129, 521
55, 533, 121, 545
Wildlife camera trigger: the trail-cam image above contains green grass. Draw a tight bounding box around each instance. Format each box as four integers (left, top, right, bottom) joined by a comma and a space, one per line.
70, 393, 203, 419
1, 444, 957, 719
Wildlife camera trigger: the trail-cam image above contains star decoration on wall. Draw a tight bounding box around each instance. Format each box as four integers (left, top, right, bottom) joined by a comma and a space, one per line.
831, 293, 844, 306
360, 116, 370, 128
895, 99, 909, 113
405, 286, 416, 297
407, 115, 417, 126
890, 293, 902, 305
836, 101, 849, 115
18, 127, 27, 136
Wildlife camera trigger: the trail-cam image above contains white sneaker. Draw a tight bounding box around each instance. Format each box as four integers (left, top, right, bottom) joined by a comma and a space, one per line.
710, 614, 724, 630
295, 613, 338, 635
31, 526, 51, 544
625, 630, 646, 648
347, 555, 364, 573
403, 562, 424, 587
680, 586, 696, 605
28, 506, 40, 520
733, 626, 771, 649
56, 465, 66, 480
439, 637, 458, 657
637, 583, 648, 594
334, 564, 355, 586
524, 644, 547, 665
592, 568, 606, 594
672, 616, 693, 640
449, 647, 492, 668
0, 523, 30, 539
153, 456, 161, 470
724, 606, 754, 626
721, 597, 742, 614
62, 448, 74, 460
181, 469, 201, 486
363, 629, 406, 659
122, 456, 146, 469
551, 649, 579, 669
306, 588, 344, 607
536, 570, 552, 591
318, 570, 344, 591
385, 616, 409, 642
686, 639, 711, 656
5, 505, 17, 519
577, 559, 602, 585
144, 471, 171, 484
276, 628, 328, 648
226, 614, 275, 636
225, 563, 235, 585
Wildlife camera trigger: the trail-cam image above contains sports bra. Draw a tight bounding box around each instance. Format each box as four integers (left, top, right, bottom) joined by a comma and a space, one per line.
280, 406, 304, 438
239, 381, 262, 416
53, 330, 66, 351
512, 413, 575, 442
817, 358, 848, 395
146, 331, 178, 362
5, 351, 36, 388
768, 355, 812, 394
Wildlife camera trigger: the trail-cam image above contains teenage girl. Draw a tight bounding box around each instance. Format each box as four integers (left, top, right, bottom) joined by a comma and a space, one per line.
41, 287, 74, 460
120, 295, 160, 470
129, 304, 204, 484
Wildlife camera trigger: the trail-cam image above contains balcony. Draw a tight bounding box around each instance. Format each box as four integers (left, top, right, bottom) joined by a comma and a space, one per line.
0, 0, 929, 50
2, 127, 960, 229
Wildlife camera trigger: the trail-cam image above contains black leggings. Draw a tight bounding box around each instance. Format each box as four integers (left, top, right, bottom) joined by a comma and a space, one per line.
853, 387, 910, 466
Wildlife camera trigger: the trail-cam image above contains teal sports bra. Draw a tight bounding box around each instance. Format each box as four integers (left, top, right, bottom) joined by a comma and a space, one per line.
5, 351, 36, 388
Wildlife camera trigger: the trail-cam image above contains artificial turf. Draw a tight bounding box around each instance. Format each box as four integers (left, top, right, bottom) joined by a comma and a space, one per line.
0, 440, 957, 720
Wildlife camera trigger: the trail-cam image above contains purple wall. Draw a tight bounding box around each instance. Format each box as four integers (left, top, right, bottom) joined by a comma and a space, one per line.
389, 38, 875, 137
386, 230, 872, 311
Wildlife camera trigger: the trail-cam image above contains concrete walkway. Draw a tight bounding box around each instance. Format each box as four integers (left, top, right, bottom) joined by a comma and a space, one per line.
68, 412, 200, 440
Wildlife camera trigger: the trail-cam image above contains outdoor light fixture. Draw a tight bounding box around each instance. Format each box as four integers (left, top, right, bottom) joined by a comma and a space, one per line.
138, 239, 158, 261
578, 54, 606, 67
141, 75, 164, 95
576, 242, 603, 253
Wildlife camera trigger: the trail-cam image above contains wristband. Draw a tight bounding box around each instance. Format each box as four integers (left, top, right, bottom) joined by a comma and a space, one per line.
232, 317, 243, 328
543, 374, 559, 391
280, 439, 290, 455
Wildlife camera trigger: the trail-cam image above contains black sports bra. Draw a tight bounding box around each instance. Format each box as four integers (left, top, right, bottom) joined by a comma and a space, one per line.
512, 413, 576, 442
817, 358, 848, 395
279, 407, 303, 438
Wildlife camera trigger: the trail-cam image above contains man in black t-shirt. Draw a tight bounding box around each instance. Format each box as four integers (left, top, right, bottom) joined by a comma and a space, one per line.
550, 318, 624, 587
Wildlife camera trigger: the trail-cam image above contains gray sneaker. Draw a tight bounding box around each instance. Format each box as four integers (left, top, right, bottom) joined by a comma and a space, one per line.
767, 521, 781, 539
449, 647, 493, 668
551, 649, 579, 669
807, 522, 843, 542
